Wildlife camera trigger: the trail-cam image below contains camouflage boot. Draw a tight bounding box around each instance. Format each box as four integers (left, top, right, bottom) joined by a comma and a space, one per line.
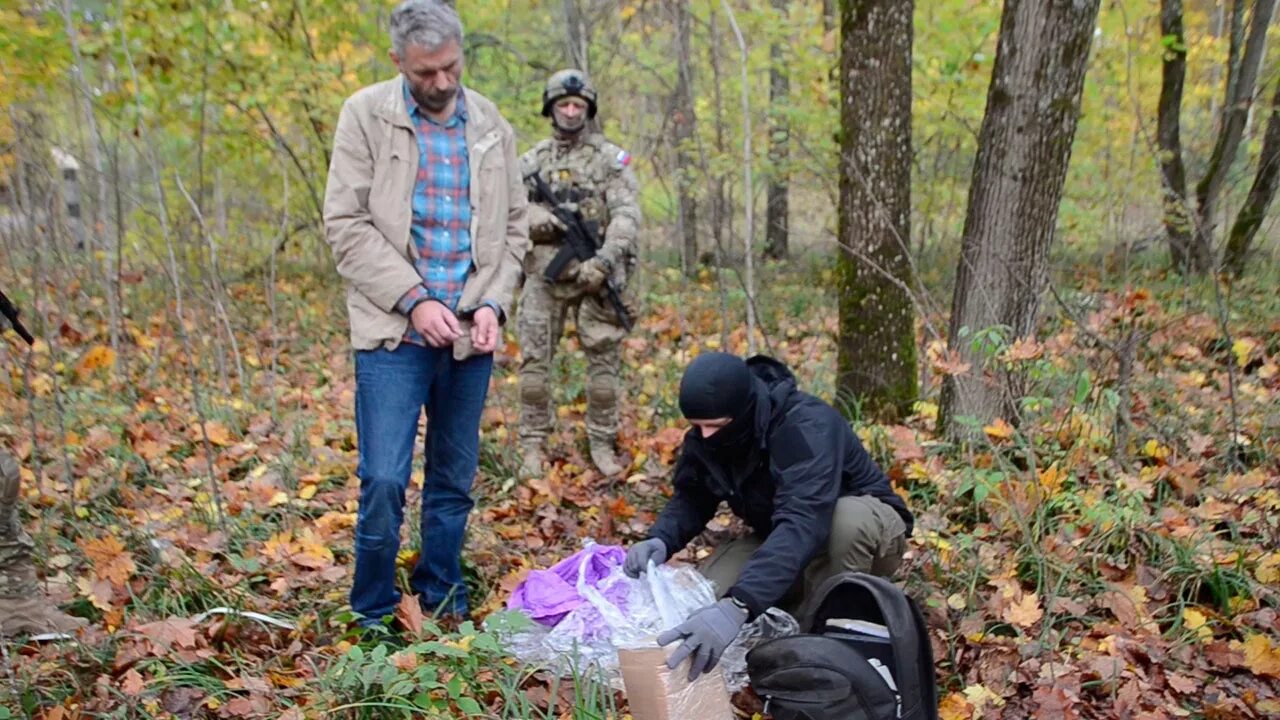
588, 437, 625, 479
518, 439, 546, 480
0, 452, 86, 637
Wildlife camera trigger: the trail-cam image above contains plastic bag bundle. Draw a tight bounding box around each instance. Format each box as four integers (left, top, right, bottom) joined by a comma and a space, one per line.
497, 541, 799, 690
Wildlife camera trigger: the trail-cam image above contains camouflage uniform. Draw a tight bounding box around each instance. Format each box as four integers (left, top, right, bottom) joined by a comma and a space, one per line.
0, 450, 86, 635
517, 72, 641, 477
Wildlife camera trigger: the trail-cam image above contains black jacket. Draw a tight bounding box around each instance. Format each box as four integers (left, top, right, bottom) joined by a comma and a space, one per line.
647, 356, 913, 618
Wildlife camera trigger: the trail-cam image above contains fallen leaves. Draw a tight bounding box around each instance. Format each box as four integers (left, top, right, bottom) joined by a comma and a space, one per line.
1002, 592, 1044, 629
1235, 633, 1280, 678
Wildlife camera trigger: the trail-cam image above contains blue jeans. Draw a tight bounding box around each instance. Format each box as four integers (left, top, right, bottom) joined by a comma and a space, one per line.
349, 343, 493, 624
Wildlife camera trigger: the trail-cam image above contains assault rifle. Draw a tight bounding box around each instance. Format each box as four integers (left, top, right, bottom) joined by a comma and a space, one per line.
528, 171, 633, 331
0, 290, 34, 346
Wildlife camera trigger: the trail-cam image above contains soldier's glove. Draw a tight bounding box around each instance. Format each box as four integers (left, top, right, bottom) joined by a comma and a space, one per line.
657, 598, 749, 681
623, 538, 667, 578
527, 204, 566, 243
575, 257, 611, 293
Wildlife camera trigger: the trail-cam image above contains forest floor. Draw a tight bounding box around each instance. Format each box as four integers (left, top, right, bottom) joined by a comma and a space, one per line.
0, 255, 1277, 719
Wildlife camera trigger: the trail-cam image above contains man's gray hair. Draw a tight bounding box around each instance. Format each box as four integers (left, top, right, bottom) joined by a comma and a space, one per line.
390, 0, 464, 56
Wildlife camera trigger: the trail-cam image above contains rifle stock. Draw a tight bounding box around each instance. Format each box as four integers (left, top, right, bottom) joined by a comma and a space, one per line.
527, 172, 634, 331
0, 291, 34, 346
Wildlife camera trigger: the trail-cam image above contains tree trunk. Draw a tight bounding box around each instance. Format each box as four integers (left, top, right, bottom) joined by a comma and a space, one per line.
835, 0, 917, 422
1224, 77, 1280, 277
939, 0, 1102, 437
563, 0, 600, 134
1158, 0, 1197, 273
671, 0, 699, 276
765, 0, 790, 260
1191, 0, 1276, 273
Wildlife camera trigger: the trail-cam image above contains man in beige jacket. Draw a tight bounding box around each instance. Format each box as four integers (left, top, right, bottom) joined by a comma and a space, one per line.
323, 0, 527, 627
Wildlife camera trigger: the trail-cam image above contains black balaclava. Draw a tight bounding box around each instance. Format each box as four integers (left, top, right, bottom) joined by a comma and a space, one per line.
679, 353, 759, 455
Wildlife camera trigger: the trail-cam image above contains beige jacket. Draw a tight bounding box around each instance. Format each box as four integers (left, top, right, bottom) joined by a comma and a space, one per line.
323, 78, 529, 358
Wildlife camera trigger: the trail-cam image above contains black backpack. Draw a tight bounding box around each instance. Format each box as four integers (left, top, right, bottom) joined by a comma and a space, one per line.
746, 573, 938, 720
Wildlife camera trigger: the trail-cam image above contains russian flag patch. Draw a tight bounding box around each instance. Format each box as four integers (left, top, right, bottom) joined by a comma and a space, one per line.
616, 150, 631, 168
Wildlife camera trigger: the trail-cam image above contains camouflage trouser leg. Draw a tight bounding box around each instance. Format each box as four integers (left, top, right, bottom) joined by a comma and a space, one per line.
517, 274, 570, 442
577, 294, 627, 443
0, 452, 38, 597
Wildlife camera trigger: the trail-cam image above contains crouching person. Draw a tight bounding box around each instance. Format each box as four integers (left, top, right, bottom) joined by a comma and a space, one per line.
623, 352, 913, 680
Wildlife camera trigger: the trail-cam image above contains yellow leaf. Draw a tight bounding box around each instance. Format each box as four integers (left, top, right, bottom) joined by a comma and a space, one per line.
619, 4, 638, 20
299, 484, 318, 500
947, 593, 967, 611
983, 418, 1015, 441
1231, 337, 1257, 368
1182, 607, 1212, 641
1142, 439, 1170, 461
1038, 463, 1064, 494
962, 683, 1006, 710
1256, 552, 1280, 584
76, 345, 116, 376
1003, 592, 1043, 628
938, 692, 974, 720
268, 491, 289, 507
1235, 633, 1280, 678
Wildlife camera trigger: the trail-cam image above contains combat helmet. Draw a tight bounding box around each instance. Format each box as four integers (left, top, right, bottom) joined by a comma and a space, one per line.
541, 69, 598, 118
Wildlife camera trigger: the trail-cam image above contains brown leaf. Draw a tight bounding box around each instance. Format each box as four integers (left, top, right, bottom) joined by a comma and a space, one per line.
1032, 686, 1079, 719
886, 425, 925, 463
81, 535, 137, 586
120, 668, 145, 696
1166, 672, 1198, 695
396, 593, 424, 637
137, 617, 199, 650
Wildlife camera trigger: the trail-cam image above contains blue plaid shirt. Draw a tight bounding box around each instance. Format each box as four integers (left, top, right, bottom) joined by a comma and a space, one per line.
395, 82, 474, 345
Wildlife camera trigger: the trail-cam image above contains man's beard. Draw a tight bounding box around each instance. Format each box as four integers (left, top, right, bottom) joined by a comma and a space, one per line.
412, 85, 455, 113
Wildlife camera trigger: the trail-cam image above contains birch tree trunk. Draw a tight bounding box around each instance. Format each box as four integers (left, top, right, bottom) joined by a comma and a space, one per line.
939, 0, 1102, 437
835, 0, 917, 421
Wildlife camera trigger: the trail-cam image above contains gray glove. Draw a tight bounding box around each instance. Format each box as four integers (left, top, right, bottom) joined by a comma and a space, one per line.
527, 203, 566, 242
623, 538, 667, 578
657, 598, 749, 681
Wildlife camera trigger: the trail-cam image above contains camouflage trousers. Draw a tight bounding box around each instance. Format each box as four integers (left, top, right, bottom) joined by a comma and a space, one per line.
0, 451, 39, 597
517, 259, 629, 445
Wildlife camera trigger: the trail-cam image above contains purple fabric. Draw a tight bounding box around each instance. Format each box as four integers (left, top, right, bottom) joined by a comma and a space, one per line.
508, 544, 628, 626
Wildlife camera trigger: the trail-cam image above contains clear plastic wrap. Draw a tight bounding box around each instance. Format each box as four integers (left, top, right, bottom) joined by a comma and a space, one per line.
495, 541, 799, 691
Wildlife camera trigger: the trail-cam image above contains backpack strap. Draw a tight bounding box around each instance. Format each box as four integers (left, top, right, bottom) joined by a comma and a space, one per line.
802, 573, 938, 720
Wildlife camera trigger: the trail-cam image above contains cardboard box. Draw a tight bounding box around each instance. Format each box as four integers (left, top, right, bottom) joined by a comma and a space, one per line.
618, 640, 735, 720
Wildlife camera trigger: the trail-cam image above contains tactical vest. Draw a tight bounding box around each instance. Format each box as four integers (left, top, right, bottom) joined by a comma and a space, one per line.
527, 134, 616, 232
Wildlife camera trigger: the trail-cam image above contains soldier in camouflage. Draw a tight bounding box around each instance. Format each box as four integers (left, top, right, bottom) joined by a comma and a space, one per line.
1, 316, 87, 635
518, 69, 641, 479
